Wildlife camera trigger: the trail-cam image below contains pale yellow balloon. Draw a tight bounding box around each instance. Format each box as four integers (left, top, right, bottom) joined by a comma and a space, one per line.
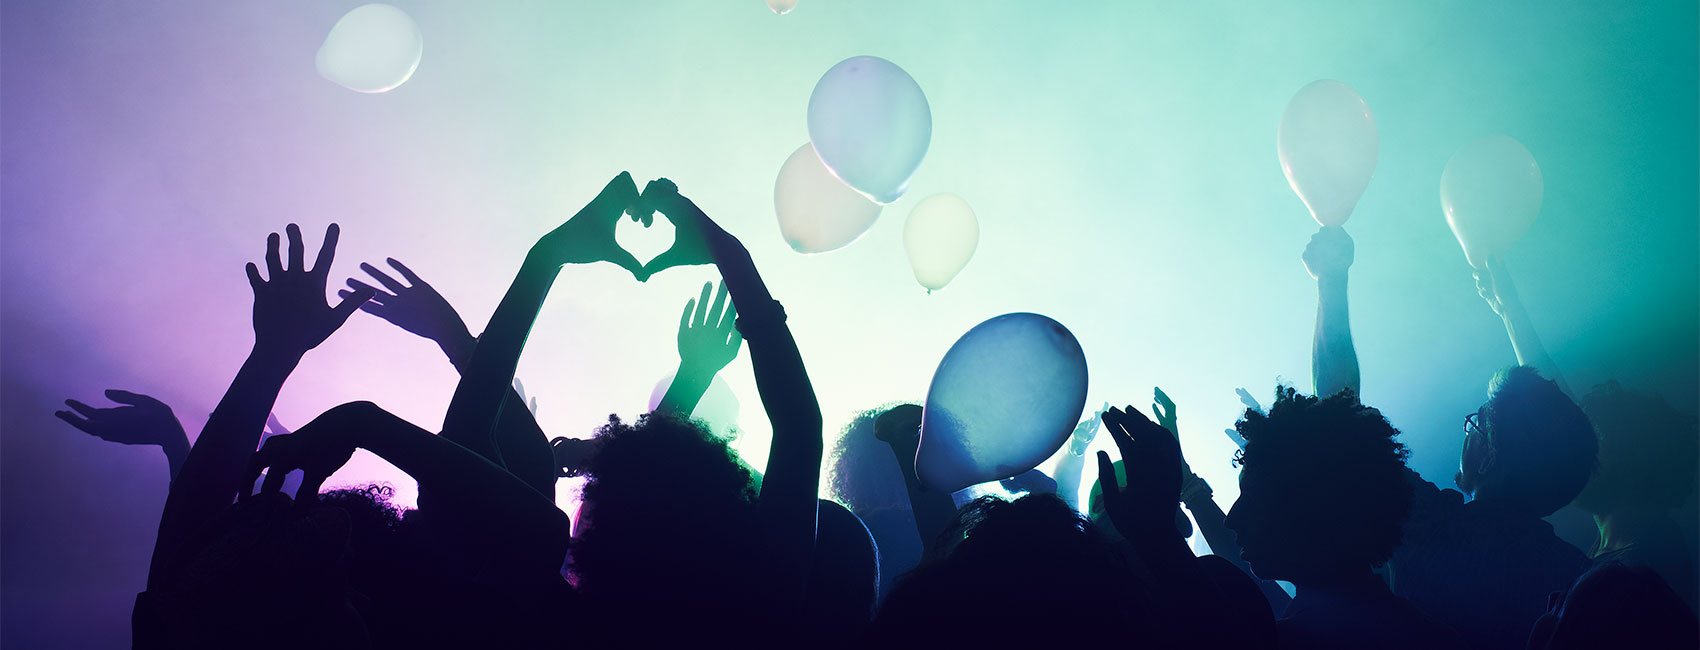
766, 0, 798, 15
1278, 80, 1379, 227
1441, 135, 1543, 268
774, 143, 883, 253
316, 4, 423, 94
903, 194, 979, 291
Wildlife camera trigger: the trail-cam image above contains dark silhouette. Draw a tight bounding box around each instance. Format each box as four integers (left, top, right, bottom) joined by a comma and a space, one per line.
1573, 381, 1699, 611
56, 389, 190, 481
806, 499, 879, 647
1526, 562, 1700, 650
827, 405, 924, 603
1227, 387, 1462, 649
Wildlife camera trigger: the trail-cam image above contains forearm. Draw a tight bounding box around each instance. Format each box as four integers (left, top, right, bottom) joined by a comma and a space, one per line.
440, 253, 559, 462
150, 347, 296, 588
1498, 306, 1570, 395
1312, 274, 1360, 398
657, 365, 713, 417
1052, 452, 1087, 511
888, 441, 958, 556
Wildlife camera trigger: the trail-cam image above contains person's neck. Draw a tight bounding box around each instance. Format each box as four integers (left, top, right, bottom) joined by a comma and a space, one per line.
1293, 568, 1381, 601
1594, 508, 1668, 555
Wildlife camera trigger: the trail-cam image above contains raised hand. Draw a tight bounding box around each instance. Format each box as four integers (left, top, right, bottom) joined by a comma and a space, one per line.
339, 258, 476, 361
636, 178, 739, 279
1068, 402, 1109, 456
1094, 404, 1184, 537
245, 401, 373, 499
550, 436, 594, 478
678, 280, 742, 377
1235, 387, 1265, 415
513, 378, 539, 416
1472, 255, 1522, 319
531, 171, 646, 278
1301, 225, 1354, 281
245, 223, 372, 358
56, 390, 186, 448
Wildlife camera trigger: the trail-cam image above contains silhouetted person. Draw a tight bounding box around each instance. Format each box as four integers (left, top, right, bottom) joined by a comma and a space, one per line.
827, 405, 923, 603
1526, 562, 1699, 650
806, 499, 879, 647
1227, 388, 1462, 649
1392, 367, 1597, 650
1573, 381, 1699, 611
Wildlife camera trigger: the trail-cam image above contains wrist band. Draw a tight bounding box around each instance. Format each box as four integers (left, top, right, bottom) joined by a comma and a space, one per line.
734, 299, 787, 339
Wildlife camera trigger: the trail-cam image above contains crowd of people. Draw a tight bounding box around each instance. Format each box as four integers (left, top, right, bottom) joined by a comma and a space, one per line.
54, 173, 1698, 648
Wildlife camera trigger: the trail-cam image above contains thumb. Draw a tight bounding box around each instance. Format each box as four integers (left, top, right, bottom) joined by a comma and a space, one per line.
331, 286, 376, 327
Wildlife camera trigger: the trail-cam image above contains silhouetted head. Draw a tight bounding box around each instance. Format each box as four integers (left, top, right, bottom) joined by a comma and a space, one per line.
1226, 387, 1411, 585
806, 499, 879, 643
1530, 562, 1700, 650
827, 404, 913, 516
1572, 381, 1699, 517
569, 413, 759, 635
1455, 366, 1597, 516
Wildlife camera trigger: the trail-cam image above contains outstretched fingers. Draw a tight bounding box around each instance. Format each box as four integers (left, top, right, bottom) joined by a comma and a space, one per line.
331, 285, 376, 328
311, 223, 341, 277
285, 224, 305, 273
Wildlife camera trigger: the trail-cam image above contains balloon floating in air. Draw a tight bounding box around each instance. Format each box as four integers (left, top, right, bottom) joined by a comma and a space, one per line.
649, 373, 742, 441
316, 4, 424, 93
766, 0, 798, 15
1278, 80, 1379, 227
774, 143, 883, 253
903, 193, 978, 291
807, 56, 931, 204
916, 313, 1089, 493
1441, 134, 1543, 269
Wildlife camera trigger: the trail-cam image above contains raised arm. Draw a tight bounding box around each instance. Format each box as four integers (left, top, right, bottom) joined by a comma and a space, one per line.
1304, 226, 1360, 398
340, 257, 556, 497
149, 223, 371, 589
642, 178, 823, 598
657, 280, 743, 418
438, 173, 643, 465
1051, 403, 1107, 511
56, 390, 190, 482
1474, 256, 1570, 395
874, 404, 959, 558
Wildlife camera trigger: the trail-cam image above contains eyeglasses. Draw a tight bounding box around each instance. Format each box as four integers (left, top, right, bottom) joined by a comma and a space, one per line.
1463, 410, 1484, 436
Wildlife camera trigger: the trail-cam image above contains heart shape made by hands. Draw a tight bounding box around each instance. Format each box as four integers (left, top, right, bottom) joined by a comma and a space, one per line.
614, 204, 676, 277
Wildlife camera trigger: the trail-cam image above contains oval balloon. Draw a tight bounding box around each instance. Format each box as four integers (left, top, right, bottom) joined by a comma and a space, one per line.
648, 373, 742, 441
1441, 134, 1543, 269
1278, 80, 1379, 227
775, 143, 883, 253
766, 0, 798, 15
916, 313, 1089, 493
903, 193, 978, 291
807, 56, 932, 204
316, 4, 424, 94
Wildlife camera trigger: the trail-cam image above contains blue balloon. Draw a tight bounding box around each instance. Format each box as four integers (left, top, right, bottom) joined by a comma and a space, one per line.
917, 313, 1089, 493
807, 56, 932, 204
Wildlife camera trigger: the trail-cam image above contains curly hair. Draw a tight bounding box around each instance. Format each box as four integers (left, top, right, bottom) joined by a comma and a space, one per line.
1233, 387, 1412, 567
1480, 366, 1598, 516
826, 403, 915, 516
570, 413, 759, 599
1574, 381, 1698, 515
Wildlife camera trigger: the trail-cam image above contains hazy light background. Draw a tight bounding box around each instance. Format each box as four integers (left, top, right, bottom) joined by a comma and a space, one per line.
3, 1, 1695, 647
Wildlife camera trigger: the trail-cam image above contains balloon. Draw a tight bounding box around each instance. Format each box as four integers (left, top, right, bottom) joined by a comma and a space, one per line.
807, 56, 931, 204
648, 373, 742, 441
1278, 80, 1379, 227
916, 313, 1089, 493
766, 0, 798, 15
316, 4, 424, 94
774, 143, 883, 253
1441, 135, 1543, 269
903, 194, 978, 291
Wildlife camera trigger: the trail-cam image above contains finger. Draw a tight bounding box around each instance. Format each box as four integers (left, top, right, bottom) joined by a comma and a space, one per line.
285, 223, 305, 273
345, 279, 393, 303
359, 262, 407, 293
529, 397, 538, 414
265, 232, 283, 278
386, 258, 424, 286
1154, 386, 1174, 410
105, 389, 158, 408
246, 262, 265, 291
55, 410, 94, 433
694, 282, 712, 325
64, 398, 100, 418
708, 279, 730, 323
601, 171, 639, 207
718, 299, 738, 334
1095, 450, 1121, 509
247, 439, 279, 497
311, 223, 340, 276
725, 321, 744, 354
679, 298, 695, 334
331, 287, 376, 328
605, 248, 645, 280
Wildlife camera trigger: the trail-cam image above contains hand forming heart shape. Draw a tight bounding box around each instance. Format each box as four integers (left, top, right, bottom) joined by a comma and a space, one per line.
534, 172, 734, 282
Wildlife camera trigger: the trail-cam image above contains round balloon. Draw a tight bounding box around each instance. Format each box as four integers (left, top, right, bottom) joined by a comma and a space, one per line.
903, 193, 978, 291
774, 143, 883, 253
1441, 134, 1543, 269
316, 4, 424, 93
1278, 80, 1379, 227
916, 313, 1089, 493
648, 373, 742, 441
807, 56, 931, 204
766, 0, 798, 15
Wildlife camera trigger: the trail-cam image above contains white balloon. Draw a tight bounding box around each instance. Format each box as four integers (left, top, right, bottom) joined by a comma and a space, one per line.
774, 143, 883, 253
903, 194, 978, 291
648, 373, 742, 441
316, 4, 423, 94
807, 56, 932, 204
1278, 80, 1379, 227
1442, 135, 1544, 269
766, 0, 798, 15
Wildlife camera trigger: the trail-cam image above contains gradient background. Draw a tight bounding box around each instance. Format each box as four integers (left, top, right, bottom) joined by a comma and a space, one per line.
3, 1, 1696, 647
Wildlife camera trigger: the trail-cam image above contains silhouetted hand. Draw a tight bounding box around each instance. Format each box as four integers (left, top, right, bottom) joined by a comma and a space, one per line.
512, 378, 539, 416
531, 172, 646, 278
1094, 405, 1184, 537
245, 401, 378, 499
245, 223, 372, 358
56, 390, 186, 448
874, 404, 924, 444
1473, 255, 1521, 319
1301, 225, 1354, 280
551, 436, 594, 478
1068, 402, 1109, 456
263, 412, 291, 440
1152, 387, 1179, 437
339, 257, 476, 361
636, 178, 739, 279
678, 280, 742, 377
1000, 468, 1058, 495
1235, 387, 1264, 415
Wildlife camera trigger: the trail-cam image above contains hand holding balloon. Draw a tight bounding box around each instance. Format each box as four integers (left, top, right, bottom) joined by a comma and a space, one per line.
1301, 226, 1354, 281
